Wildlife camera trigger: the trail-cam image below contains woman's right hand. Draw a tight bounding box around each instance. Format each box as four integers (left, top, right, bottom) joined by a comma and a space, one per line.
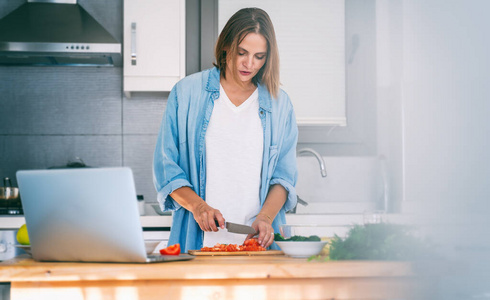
192, 201, 225, 232
169, 187, 225, 232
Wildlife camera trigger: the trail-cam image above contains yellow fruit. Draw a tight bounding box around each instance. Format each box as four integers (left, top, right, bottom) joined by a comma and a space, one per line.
320, 237, 333, 256
16, 224, 30, 245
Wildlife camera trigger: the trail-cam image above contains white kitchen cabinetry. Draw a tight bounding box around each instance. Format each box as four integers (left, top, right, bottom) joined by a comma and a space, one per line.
123, 0, 185, 97
219, 0, 346, 126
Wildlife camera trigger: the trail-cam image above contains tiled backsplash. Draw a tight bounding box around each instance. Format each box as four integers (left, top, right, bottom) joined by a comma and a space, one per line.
0, 66, 166, 204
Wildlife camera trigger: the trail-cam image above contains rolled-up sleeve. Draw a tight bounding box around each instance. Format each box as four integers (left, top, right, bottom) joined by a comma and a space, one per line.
269, 107, 298, 212
153, 84, 192, 211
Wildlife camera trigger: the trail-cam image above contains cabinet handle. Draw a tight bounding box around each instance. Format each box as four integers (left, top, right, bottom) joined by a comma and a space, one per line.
131, 22, 137, 66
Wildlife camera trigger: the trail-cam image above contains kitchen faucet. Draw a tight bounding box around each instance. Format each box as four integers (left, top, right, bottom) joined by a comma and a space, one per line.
297, 148, 327, 177
288, 148, 326, 214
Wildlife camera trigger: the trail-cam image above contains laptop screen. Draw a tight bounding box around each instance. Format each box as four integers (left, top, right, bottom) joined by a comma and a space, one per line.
17, 167, 149, 263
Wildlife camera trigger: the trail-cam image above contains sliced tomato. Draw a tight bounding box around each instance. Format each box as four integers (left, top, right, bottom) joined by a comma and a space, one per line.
198, 239, 265, 252
242, 239, 266, 251
159, 243, 181, 255
225, 244, 239, 252
243, 239, 259, 246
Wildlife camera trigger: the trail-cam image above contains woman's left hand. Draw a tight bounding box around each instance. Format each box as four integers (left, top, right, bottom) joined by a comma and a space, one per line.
246, 215, 274, 248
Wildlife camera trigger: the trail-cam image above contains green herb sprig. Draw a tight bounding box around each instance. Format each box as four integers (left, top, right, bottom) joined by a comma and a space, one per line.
327, 223, 434, 261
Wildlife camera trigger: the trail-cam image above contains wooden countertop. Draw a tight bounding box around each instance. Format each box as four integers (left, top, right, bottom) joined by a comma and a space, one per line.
1, 255, 444, 300
1, 254, 417, 283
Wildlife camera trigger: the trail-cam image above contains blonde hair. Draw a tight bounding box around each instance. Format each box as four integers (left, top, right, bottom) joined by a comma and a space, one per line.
214, 7, 280, 99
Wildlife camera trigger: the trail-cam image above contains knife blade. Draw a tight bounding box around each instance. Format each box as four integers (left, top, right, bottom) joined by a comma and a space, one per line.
214, 220, 257, 235
222, 222, 257, 235
226, 222, 256, 234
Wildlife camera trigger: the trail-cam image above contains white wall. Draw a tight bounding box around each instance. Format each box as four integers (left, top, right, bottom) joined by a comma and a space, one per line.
377, 1, 490, 298
376, 0, 404, 213
401, 0, 490, 213
295, 156, 383, 212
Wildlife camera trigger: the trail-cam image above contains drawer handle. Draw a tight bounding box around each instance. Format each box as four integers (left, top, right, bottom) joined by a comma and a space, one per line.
131, 22, 137, 66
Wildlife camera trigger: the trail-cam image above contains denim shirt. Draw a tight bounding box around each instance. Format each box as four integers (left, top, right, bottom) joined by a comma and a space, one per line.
153, 67, 298, 252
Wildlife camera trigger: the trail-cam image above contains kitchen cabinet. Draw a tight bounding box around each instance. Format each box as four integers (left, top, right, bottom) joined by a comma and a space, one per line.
218, 0, 346, 126
123, 0, 185, 97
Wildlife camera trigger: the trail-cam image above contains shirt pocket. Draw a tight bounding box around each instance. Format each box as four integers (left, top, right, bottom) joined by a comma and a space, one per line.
267, 145, 279, 180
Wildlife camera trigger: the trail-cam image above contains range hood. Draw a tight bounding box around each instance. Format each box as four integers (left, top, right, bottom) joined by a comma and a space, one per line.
0, 0, 121, 67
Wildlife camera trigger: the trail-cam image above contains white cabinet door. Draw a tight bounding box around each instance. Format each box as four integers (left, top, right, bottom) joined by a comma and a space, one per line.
218, 0, 346, 126
124, 0, 185, 96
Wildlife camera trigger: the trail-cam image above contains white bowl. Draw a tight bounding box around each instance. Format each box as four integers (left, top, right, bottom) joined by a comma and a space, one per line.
14, 245, 32, 255
275, 241, 328, 258
279, 224, 337, 239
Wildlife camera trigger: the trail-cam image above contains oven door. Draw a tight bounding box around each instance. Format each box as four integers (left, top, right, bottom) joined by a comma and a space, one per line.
0, 229, 24, 261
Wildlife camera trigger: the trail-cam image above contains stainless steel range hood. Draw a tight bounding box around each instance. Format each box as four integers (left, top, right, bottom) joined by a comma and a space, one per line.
0, 0, 121, 67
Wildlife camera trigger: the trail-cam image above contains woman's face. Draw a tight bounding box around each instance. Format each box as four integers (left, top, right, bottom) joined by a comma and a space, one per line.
227, 32, 268, 86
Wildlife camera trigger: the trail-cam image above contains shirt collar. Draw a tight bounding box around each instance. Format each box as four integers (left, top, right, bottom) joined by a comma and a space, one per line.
206, 67, 272, 112
206, 67, 221, 93
257, 83, 272, 112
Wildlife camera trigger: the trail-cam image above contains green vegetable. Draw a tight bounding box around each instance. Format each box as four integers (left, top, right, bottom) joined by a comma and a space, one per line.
327, 223, 434, 261
274, 233, 285, 241
274, 233, 321, 242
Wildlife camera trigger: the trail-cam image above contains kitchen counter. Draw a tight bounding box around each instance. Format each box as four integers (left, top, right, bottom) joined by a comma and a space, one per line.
0, 215, 172, 229
0, 254, 439, 300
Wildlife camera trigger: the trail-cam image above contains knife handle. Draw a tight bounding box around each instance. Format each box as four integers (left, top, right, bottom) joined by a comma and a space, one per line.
215, 219, 225, 229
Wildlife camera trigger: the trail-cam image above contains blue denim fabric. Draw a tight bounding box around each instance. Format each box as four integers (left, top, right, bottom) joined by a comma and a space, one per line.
153, 67, 298, 252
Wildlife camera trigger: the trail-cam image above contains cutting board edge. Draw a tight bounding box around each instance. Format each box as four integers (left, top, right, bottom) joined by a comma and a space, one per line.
187, 250, 284, 256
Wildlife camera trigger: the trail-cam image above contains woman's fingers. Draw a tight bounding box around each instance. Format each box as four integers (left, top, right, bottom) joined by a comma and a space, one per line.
257, 228, 274, 248
200, 211, 210, 231
194, 202, 224, 232
215, 211, 226, 230
208, 213, 219, 232
264, 231, 275, 248
245, 232, 255, 241
250, 218, 275, 248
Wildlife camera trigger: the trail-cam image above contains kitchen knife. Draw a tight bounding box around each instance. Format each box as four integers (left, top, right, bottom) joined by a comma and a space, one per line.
215, 221, 256, 235
226, 222, 257, 234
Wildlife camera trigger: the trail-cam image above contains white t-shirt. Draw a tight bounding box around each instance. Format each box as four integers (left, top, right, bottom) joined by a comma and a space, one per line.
203, 85, 263, 247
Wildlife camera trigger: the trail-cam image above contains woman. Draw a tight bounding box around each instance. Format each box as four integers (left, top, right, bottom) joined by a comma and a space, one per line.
153, 7, 298, 252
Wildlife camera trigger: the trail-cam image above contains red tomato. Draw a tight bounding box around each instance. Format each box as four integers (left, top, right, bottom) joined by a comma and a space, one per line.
243, 239, 258, 246
225, 244, 239, 252
198, 239, 265, 252
159, 243, 181, 255
242, 239, 266, 251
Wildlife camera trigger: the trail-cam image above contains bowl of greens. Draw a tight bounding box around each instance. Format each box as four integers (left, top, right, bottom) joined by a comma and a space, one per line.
274, 225, 330, 258
275, 240, 328, 258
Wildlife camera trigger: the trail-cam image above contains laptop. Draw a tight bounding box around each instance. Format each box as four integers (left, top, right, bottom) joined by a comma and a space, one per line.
16, 167, 193, 263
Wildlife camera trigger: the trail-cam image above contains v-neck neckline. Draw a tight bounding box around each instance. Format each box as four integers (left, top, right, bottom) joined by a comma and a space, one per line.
219, 84, 258, 113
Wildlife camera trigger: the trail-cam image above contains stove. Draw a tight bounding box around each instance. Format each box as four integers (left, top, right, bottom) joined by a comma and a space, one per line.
1, 177, 23, 215
0, 199, 23, 215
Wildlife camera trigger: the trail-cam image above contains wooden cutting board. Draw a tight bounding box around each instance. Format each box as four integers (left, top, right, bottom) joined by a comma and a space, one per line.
188, 250, 284, 256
